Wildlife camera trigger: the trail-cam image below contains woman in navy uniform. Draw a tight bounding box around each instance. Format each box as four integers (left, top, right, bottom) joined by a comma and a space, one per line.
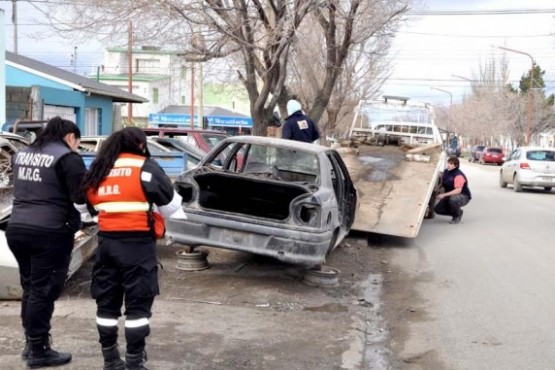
7, 116, 85, 368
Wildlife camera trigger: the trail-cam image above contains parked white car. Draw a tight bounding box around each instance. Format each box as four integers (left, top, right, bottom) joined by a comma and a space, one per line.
499, 147, 555, 192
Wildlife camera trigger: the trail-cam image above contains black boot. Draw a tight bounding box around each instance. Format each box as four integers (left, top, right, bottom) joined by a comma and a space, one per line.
125, 351, 148, 370
21, 335, 30, 360
27, 335, 72, 369
102, 344, 125, 370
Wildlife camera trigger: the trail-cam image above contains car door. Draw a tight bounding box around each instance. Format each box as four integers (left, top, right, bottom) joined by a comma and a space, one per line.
504, 149, 520, 181
326, 151, 357, 230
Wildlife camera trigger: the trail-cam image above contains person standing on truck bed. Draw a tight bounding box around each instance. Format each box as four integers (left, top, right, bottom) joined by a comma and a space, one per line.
7, 117, 85, 368
282, 99, 320, 143
82, 127, 184, 370
435, 156, 472, 224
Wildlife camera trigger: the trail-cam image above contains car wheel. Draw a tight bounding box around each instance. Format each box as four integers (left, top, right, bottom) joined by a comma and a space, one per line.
499, 171, 507, 188
513, 175, 523, 192
544, 187, 552, 191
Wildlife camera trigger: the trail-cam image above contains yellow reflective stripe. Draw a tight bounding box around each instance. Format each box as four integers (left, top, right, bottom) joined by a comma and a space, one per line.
96, 201, 150, 213
114, 158, 145, 168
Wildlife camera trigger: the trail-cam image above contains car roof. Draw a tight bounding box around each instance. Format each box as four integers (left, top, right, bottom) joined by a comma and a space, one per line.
223, 136, 329, 154
518, 146, 555, 151
142, 127, 226, 135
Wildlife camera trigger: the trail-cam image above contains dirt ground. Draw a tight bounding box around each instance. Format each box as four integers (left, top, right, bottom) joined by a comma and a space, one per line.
0, 234, 413, 370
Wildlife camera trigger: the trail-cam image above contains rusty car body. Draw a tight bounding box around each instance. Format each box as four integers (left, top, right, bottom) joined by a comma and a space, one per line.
166, 136, 357, 266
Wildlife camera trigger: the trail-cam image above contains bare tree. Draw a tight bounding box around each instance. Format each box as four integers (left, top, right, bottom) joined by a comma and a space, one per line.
38, 0, 409, 136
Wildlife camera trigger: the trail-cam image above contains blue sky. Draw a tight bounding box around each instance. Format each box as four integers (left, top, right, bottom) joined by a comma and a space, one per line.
1, 0, 555, 107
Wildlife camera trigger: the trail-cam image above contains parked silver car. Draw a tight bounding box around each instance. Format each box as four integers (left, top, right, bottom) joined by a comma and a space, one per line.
166, 136, 358, 266
499, 147, 555, 192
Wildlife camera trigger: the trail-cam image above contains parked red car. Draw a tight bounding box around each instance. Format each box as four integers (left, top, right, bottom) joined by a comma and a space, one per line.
479, 147, 504, 165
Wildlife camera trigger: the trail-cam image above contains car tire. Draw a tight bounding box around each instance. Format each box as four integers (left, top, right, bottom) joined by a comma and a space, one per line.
499, 172, 507, 188
513, 175, 523, 192
544, 187, 552, 191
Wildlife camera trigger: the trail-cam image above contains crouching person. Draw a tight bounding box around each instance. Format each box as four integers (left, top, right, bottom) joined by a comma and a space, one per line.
434, 156, 472, 224
82, 127, 183, 370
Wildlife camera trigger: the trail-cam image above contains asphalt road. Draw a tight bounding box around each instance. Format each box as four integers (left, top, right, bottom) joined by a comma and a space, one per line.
381, 160, 555, 370
3, 158, 554, 370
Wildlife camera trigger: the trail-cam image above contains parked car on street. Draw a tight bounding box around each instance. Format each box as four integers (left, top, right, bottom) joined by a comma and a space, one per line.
148, 137, 206, 169
142, 127, 228, 154
499, 147, 555, 192
78, 136, 170, 155
166, 136, 358, 266
479, 147, 505, 165
469, 145, 485, 162
78, 136, 188, 178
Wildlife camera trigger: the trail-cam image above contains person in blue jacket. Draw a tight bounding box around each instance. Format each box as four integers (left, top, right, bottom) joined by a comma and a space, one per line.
282, 99, 320, 143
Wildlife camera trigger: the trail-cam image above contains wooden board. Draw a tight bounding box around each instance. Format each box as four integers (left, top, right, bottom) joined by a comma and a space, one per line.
338, 144, 444, 238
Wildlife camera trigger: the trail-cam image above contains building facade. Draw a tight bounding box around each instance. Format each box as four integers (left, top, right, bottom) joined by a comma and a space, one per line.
5, 51, 146, 135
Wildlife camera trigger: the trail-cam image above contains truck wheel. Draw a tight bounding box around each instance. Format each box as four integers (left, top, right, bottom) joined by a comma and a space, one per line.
513, 175, 523, 192
499, 172, 507, 188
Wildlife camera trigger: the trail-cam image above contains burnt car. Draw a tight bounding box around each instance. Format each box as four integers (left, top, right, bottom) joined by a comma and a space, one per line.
166, 136, 358, 266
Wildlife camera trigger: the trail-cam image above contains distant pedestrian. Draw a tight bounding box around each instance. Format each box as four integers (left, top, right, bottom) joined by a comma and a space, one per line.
434, 156, 471, 224
7, 116, 85, 368
82, 127, 183, 370
282, 99, 320, 143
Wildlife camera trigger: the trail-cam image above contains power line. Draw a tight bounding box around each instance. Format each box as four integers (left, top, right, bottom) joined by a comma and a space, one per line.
408, 9, 555, 16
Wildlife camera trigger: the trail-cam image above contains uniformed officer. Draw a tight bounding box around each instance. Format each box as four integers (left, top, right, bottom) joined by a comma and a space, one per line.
82, 127, 182, 370
281, 99, 320, 143
7, 116, 86, 368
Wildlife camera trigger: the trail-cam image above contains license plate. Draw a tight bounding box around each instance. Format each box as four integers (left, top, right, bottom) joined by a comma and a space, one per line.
541, 177, 554, 182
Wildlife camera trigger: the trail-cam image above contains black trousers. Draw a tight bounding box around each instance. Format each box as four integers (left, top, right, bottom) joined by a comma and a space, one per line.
434, 193, 470, 218
6, 228, 73, 338
91, 235, 159, 354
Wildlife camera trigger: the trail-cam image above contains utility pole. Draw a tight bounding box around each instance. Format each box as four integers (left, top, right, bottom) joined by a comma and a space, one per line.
198, 62, 204, 129
189, 62, 195, 129
12, 0, 18, 54
430, 87, 453, 133
127, 20, 133, 125
72, 46, 77, 73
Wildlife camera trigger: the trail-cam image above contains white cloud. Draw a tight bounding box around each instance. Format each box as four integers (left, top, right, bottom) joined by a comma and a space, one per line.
382, 0, 555, 105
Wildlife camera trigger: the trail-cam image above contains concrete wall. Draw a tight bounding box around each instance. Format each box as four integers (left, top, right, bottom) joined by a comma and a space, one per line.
6, 86, 31, 122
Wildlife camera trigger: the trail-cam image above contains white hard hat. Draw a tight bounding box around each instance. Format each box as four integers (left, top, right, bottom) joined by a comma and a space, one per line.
287, 100, 302, 116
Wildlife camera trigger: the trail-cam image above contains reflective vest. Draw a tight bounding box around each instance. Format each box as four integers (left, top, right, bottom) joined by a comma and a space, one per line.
88, 153, 163, 236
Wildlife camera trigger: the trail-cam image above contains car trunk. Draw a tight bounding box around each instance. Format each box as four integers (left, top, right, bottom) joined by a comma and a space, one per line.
194, 172, 311, 220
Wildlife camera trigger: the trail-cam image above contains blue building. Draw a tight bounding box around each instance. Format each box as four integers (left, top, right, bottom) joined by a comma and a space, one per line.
5, 51, 147, 135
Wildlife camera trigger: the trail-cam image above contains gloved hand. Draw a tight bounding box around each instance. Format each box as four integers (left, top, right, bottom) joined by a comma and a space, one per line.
75, 203, 97, 226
